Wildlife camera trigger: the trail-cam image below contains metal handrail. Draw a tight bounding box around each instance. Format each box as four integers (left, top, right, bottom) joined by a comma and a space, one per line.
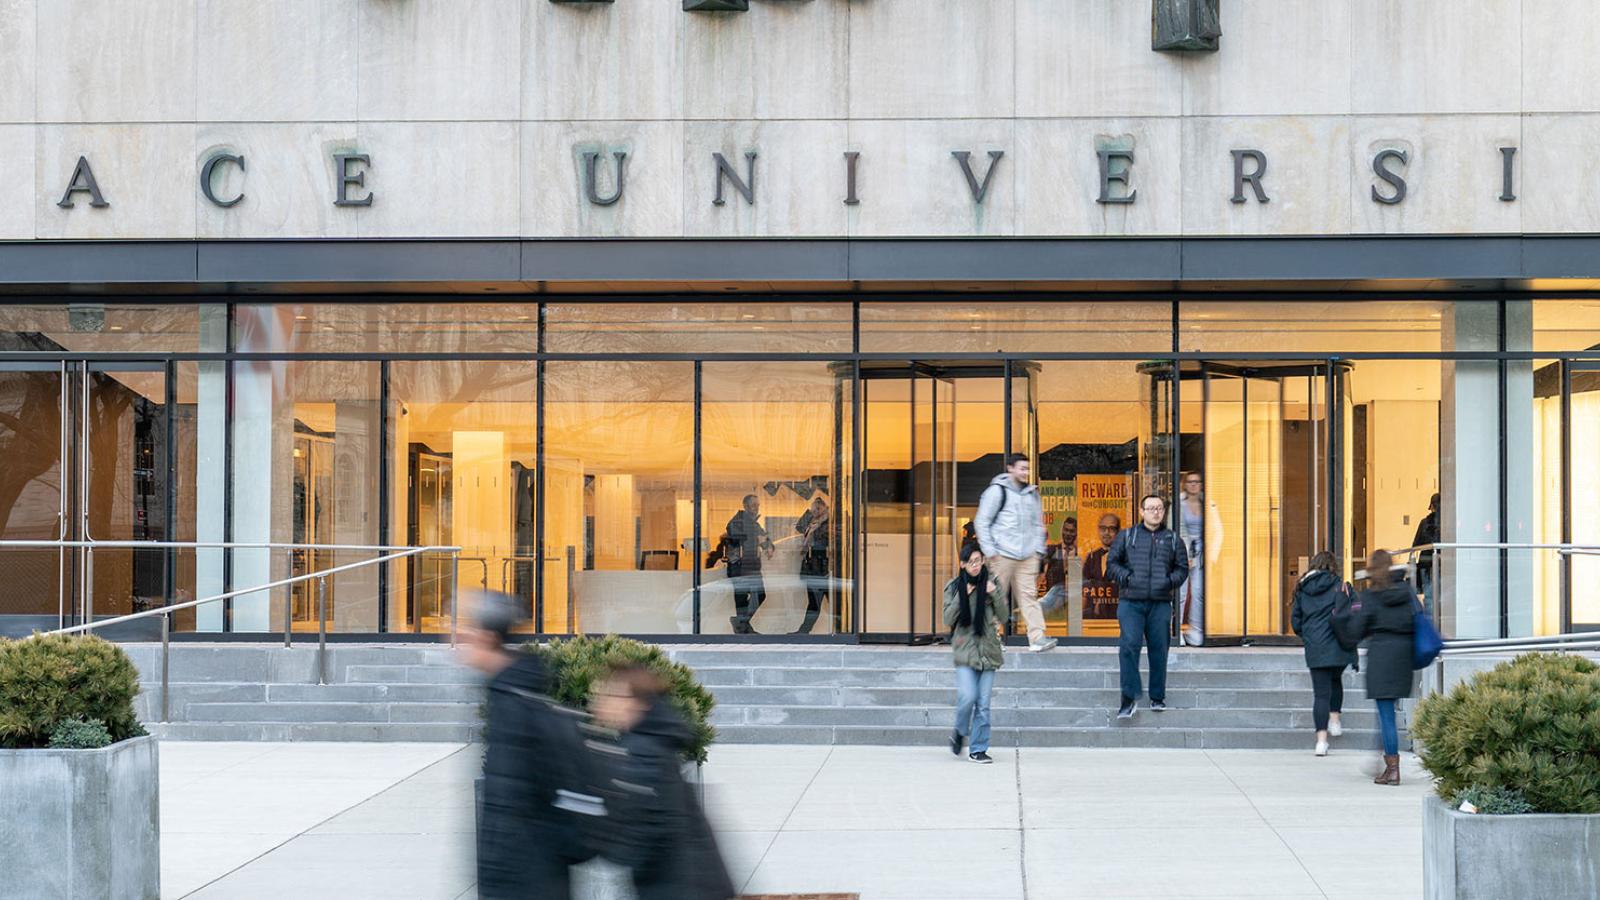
1, 539, 463, 722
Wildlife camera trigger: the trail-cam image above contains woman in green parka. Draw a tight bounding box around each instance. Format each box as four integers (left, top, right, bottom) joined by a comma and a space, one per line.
944, 541, 1010, 764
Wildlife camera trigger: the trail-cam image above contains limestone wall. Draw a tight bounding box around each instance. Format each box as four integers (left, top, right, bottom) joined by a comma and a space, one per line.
0, 0, 1591, 240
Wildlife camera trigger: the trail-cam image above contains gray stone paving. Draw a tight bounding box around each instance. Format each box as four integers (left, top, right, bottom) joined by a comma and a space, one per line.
160, 740, 1430, 899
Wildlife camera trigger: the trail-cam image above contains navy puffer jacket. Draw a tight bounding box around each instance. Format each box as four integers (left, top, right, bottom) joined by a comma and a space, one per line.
1107, 524, 1189, 603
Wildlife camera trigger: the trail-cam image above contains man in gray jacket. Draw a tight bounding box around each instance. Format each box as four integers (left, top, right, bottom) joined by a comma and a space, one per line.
974, 454, 1056, 652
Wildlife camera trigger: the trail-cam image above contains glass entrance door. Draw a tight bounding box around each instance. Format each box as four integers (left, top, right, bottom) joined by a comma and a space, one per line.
859, 362, 1029, 642
1562, 360, 1600, 632
0, 360, 178, 638
1145, 361, 1349, 645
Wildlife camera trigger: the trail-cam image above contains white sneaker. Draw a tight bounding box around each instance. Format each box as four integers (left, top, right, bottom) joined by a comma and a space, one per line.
1315, 739, 1329, 757
1182, 626, 1203, 647
1029, 637, 1058, 653
1328, 719, 1344, 737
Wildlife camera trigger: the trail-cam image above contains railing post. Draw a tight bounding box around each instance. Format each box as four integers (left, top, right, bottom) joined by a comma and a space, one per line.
317, 575, 328, 685
283, 549, 294, 648
160, 611, 170, 723
449, 552, 460, 649
84, 546, 94, 626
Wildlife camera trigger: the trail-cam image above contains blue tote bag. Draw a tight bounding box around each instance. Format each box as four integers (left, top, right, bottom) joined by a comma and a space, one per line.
1413, 609, 1444, 669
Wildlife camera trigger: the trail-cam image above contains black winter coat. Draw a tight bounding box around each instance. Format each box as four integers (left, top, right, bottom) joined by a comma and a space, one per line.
478, 654, 596, 900
1290, 570, 1358, 670
1107, 525, 1189, 602
1359, 584, 1419, 700
602, 699, 735, 900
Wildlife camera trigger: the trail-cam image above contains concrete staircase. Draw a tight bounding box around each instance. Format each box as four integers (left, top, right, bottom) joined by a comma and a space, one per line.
688, 646, 1404, 750
124, 643, 1406, 749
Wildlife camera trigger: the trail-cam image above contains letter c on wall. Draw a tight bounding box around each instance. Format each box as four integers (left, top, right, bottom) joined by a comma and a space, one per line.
201, 152, 246, 208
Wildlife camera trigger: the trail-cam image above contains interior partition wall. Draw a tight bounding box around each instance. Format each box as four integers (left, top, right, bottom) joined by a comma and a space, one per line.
6, 295, 1600, 642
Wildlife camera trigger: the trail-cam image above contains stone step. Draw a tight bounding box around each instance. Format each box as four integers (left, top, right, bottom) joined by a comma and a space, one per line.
668, 648, 1318, 671
147, 721, 481, 742
705, 685, 1356, 709
343, 664, 484, 684
712, 724, 1402, 751
700, 665, 1366, 689
184, 701, 480, 725
712, 704, 1394, 731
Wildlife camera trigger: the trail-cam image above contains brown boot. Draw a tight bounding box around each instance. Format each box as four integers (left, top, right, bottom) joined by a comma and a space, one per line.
1374, 754, 1400, 786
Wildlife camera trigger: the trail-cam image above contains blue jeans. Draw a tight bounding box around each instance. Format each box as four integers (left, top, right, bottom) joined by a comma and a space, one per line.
1376, 699, 1399, 756
954, 666, 996, 753
1118, 599, 1172, 703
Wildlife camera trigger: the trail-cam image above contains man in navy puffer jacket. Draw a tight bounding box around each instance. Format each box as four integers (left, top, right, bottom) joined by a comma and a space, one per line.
1108, 494, 1189, 719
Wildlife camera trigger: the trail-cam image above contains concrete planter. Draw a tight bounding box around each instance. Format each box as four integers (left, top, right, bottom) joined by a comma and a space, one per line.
0, 735, 160, 900
1424, 795, 1600, 899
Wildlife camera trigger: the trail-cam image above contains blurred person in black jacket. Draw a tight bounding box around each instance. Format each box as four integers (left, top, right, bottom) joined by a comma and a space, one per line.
590, 664, 735, 900
462, 592, 602, 900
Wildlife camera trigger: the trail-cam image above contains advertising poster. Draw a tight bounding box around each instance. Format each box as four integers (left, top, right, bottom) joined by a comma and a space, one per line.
1076, 474, 1135, 620
1037, 480, 1079, 634
1038, 480, 1076, 543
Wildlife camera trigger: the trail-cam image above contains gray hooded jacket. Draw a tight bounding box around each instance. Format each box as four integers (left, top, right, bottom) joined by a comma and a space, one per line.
973, 473, 1046, 560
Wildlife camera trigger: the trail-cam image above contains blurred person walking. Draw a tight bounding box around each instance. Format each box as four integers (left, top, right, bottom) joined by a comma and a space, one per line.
725, 493, 775, 634
462, 593, 601, 900
793, 495, 831, 635
1290, 551, 1358, 757
590, 664, 736, 900
975, 453, 1055, 652
1356, 550, 1418, 786
945, 541, 1010, 763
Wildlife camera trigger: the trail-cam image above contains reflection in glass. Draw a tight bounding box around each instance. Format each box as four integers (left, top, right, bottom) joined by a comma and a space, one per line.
0, 365, 63, 631
233, 303, 538, 354
389, 361, 537, 633
861, 301, 1171, 354
1179, 299, 1453, 353
546, 302, 851, 354
544, 362, 692, 634
701, 363, 850, 635
231, 359, 382, 633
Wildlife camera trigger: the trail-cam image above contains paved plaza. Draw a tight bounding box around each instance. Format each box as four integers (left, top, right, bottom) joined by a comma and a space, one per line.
160, 740, 1430, 900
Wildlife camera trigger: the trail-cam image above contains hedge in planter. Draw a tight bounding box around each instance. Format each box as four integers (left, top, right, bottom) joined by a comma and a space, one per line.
1411, 652, 1600, 814
524, 634, 716, 763
0, 633, 143, 749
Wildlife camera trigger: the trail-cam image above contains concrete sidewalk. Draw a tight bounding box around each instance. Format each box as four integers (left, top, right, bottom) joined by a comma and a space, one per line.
161, 741, 1430, 899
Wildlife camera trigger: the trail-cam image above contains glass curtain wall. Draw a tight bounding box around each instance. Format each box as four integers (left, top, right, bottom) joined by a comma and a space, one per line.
543, 361, 694, 635
701, 362, 849, 635
5, 295, 1587, 641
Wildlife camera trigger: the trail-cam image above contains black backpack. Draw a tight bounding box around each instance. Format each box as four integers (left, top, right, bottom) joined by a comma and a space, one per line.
1331, 583, 1363, 652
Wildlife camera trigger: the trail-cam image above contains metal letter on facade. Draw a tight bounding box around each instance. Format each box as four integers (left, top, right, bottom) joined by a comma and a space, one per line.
1096, 149, 1137, 204
1371, 148, 1408, 205
333, 153, 374, 207
843, 151, 861, 206
200, 152, 246, 208
582, 150, 626, 206
1500, 147, 1517, 202
952, 150, 1004, 204
1230, 149, 1269, 204
56, 156, 109, 209
683, 0, 749, 10
712, 151, 756, 206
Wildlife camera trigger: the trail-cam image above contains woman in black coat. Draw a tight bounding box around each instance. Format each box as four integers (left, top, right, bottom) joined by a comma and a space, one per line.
590, 664, 736, 900
1357, 549, 1418, 786
1290, 551, 1358, 757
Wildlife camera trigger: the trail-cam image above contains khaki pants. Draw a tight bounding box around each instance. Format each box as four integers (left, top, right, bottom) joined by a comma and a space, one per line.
989, 554, 1044, 644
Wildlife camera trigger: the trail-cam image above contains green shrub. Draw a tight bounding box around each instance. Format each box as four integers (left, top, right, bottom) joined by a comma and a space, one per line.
47, 717, 113, 750
0, 634, 142, 749
1412, 653, 1600, 814
524, 635, 716, 763
1451, 784, 1536, 815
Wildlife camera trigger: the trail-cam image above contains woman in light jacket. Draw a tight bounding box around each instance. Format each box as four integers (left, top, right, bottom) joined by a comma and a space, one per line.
1357, 549, 1418, 787
944, 541, 1010, 764
1290, 551, 1358, 757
